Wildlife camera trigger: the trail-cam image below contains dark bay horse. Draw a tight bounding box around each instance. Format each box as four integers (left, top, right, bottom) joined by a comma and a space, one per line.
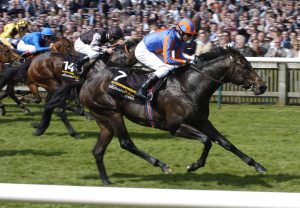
27, 38, 139, 137
45, 47, 267, 185
0, 37, 74, 115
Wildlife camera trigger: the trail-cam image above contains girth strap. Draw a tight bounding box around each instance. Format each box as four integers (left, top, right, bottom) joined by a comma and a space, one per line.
145, 88, 155, 128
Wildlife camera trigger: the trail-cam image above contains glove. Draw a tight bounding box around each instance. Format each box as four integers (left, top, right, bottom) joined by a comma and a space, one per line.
188, 59, 196, 65
91, 46, 101, 51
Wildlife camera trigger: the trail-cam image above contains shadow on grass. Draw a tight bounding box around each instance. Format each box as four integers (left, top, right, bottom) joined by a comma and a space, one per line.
0, 116, 39, 123
82, 172, 300, 188
113, 172, 300, 188
0, 149, 64, 157
42, 131, 172, 140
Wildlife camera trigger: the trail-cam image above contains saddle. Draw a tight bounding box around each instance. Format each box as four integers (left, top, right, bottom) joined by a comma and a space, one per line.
107, 66, 166, 102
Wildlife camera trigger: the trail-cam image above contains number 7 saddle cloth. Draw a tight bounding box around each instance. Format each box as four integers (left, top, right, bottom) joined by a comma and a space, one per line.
107, 67, 166, 102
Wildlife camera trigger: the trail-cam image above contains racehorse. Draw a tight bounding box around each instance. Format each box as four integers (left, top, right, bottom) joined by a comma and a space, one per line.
0, 37, 75, 116
43, 46, 268, 185
27, 38, 139, 138
0, 43, 26, 115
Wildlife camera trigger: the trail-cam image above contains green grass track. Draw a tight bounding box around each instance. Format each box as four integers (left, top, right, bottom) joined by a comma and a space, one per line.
0, 102, 300, 207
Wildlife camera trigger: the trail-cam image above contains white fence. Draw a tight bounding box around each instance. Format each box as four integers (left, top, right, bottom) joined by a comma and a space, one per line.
0, 183, 300, 208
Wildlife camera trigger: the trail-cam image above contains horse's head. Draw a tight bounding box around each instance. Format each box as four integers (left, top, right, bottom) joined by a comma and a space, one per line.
224, 47, 267, 95
52, 37, 75, 55
0, 43, 22, 63
107, 38, 140, 67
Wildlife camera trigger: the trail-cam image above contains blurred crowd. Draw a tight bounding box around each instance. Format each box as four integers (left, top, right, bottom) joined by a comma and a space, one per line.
1, 0, 300, 57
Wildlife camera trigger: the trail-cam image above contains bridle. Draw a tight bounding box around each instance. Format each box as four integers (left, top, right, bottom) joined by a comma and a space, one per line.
190, 55, 235, 85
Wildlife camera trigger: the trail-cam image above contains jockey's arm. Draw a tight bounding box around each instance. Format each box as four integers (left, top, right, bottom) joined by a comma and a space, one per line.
31, 35, 51, 53
163, 36, 186, 65
0, 24, 15, 48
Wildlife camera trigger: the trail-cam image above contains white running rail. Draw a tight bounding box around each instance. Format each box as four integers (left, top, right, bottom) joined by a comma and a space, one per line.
0, 183, 299, 208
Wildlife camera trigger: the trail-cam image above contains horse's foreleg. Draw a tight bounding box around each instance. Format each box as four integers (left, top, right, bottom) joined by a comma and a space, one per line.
174, 123, 212, 172
111, 112, 171, 174
56, 108, 79, 138
200, 119, 267, 173
93, 122, 114, 185
33, 93, 53, 136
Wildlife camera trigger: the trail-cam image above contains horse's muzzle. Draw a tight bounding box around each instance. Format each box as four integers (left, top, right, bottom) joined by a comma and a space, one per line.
251, 84, 267, 95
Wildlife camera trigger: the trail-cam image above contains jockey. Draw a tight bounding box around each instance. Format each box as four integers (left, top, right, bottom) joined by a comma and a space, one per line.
16, 27, 55, 57
0, 19, 30, 49
74, 26, 124, 76
135, 18, 197, 100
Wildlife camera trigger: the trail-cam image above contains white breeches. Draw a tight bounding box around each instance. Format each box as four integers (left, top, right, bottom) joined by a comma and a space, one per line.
135, 41, 177, 78
74, 38, 101, 59
17, 40, 36, 53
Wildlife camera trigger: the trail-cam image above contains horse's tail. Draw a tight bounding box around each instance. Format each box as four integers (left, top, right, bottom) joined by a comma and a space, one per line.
45, 81, 84, 110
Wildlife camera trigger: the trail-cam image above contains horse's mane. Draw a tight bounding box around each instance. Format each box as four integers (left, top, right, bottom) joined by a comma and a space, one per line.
114, 38, 141, 51
198, 46, 242, 62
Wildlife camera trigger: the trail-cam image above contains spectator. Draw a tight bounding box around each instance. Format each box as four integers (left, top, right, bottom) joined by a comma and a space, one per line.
234, 34, 255, 57
257, 31, 269, 52
208, 22, 218, 42
265, 37, 291, 57
281, 30, 292, 49
289, 40, 300, 58
195, 30, 212, 56
219, 30, 234, 48
251, 38, 267, 57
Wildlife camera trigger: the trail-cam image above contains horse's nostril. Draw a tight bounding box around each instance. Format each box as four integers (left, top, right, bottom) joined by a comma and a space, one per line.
259, 85, 267, 93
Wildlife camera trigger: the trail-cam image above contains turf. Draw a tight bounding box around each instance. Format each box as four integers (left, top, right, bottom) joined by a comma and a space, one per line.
0, 102, 300, 207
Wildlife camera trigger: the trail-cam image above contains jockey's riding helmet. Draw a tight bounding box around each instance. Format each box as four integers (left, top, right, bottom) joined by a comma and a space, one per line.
176, 19, 197, 35
41, 27, 54, 37
16, 19, 29, 29
109, 26, 124, 41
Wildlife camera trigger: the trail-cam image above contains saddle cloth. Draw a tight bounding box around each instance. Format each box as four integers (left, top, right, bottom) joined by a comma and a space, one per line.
107, 67, 165, 102
61, 55, 82, 82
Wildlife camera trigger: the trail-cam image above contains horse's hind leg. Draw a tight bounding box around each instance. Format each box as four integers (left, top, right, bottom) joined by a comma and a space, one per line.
6, 82, 31, 114
56, 108, 79, 138
0, 92, 8, 116
26, 82, 42, 104
108, 112, 172, 174
174, 123, 212, 172
200, 119, 267, 173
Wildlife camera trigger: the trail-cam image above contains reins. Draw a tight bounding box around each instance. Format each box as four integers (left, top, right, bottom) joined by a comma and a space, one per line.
190, 55, 235, 85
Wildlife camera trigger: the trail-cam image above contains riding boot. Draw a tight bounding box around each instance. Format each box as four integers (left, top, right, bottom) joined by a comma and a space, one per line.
20, 51, 32, 58
75, 56, 90, 77
135, 73, 159, 100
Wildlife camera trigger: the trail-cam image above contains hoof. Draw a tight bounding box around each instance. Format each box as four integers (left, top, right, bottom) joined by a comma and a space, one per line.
102, 180, 112, 186
33, 128, 46, 136
24, 109, 31, 114
71, 133, 80, 139
161, 164, 172, 174
254, 163, 267, 173
187, 164, 197, 172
